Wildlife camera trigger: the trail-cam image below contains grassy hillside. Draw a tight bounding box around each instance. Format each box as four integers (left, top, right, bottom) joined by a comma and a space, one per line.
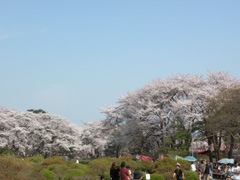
0, 153, 197, 180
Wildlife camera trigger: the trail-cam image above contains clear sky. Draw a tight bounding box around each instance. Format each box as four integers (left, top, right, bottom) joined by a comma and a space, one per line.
1, 1, 240, 126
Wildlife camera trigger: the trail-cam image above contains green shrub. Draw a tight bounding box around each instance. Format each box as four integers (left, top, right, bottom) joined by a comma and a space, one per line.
26, 155, 44, 164
46, 163, 70, 179
184, 171, 198, 180
47, 164, 64, 170
104, 172, 110, 180
64, 169, 85, 180
70, 162, 89, 172
0, 155, 45, 180
142, 174, 165, 180
42, 156, 65, 165
140, 160, 155, 172
0, 147, 13, 155
88, 157, 113, 176
79, 159, 91, 164
40, 168, 58, 179
88, 156, 155, 177
152, 157, 190, 180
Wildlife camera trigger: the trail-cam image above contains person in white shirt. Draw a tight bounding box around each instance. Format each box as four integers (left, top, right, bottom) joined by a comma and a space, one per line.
191, 162, 197, 172
232, 161, 240, 180
126, 165, 132, 180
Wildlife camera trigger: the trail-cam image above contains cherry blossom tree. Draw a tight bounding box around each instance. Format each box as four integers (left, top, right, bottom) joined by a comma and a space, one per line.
1, 72, 240, 157
0, 107, 83, 154
101, 72, 240, 154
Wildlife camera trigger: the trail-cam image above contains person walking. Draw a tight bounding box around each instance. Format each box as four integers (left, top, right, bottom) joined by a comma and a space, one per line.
203, 161, 210, 180
209, 162, 213, 180
119, 162, 130, 180
173, 163, 184, 180
200, 160, 206, 180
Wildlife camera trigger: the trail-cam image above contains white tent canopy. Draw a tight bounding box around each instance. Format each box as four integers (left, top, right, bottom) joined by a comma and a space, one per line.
218, 158, 234, 164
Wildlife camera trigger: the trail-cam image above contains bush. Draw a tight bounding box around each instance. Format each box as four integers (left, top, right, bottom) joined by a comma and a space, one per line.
64, 169, 85, 180
47, 164, 64, 170
41, 168, 58, 179
0, 147, 13, 155
139, 160, 155, 172
46, 163, 70, 179
26, 155, 44, 164
88, 157, 113, 176
79, 159, 92, 164
142, 174, 165, 180
70, 162, 89, 172
42, 156, 65, 165
88, 156, 155, 177
0, 154, 45, 180
104, 172, 110, 180
152, 157, 190, 180
184, 171, 198, 180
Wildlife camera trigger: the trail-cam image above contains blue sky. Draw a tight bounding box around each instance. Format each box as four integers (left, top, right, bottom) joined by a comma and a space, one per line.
1, 1, 240, 126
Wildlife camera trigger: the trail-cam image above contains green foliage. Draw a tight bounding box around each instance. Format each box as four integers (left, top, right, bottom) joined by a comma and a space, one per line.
70, 163, 89, 171
64, 169, 85, 180
47, 164, 64, 170
184, 171, 198, 180
0, 147, 13, 155
41, 168, 57, 179
160, 117, 191, 155
142, 174, 165, 180
25, 155, 44, 164
137, 159, 155, 172
79, 159, 91, 164
42, 156, 65, 165
168, 150, 189, 157
88, 157, 113, 176
104, 172, 110, 180
0, 154, 196, 180
27, 109, 46, 114
88, 156, 155, 176
159, 146, 172, 155
152, 157, 190, 180
0, 154, 45, 180
46, 163, 69, 179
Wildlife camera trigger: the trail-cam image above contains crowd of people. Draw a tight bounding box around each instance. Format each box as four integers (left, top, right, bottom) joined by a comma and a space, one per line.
188, 160, 240, 180
104, 159, 240, 180
108, 161, 143, 180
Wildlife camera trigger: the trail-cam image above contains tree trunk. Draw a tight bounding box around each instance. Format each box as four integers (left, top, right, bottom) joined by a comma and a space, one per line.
208, 137, 213, 162
213, 133, 221, 161
228, 135, 234, 158
216, 132, 222, 161
115, 146, 119, 158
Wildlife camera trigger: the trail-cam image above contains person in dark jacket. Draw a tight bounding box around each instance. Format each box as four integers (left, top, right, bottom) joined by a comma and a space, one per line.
133, 169, 143, 180
110, 162, 120, 180
204, 161, 210, 180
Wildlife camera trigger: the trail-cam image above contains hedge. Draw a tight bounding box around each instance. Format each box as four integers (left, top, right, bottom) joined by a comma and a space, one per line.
64, 169, 85, 179
184, 171, 198, 180
40, 168, 58, 179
